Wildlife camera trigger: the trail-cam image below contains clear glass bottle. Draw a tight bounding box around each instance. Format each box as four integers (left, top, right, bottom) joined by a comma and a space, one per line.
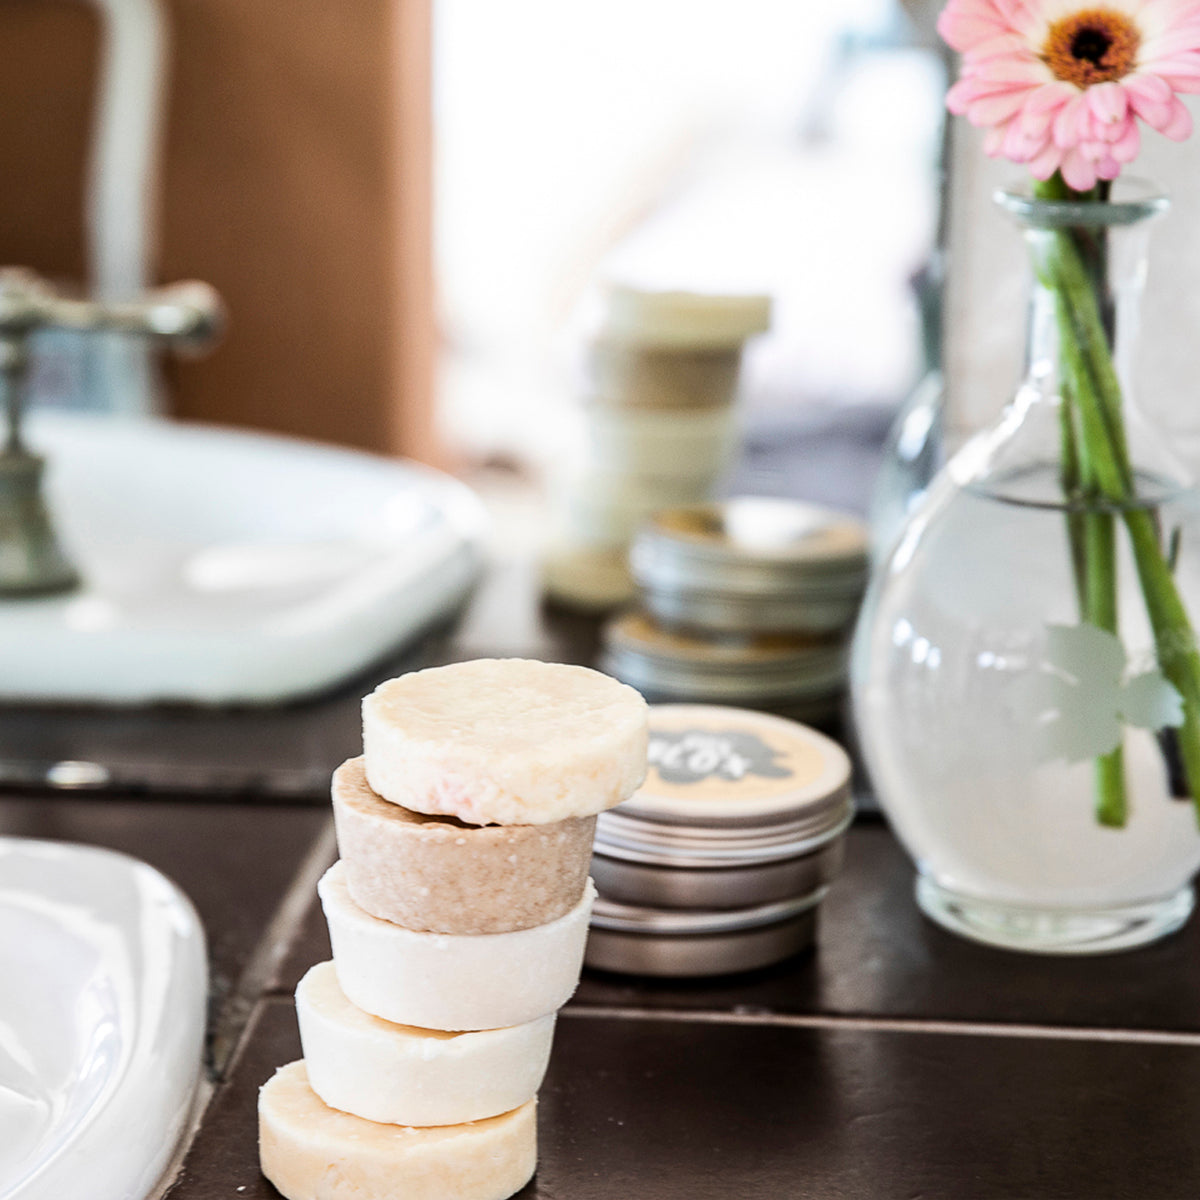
852, 181, 1200, 953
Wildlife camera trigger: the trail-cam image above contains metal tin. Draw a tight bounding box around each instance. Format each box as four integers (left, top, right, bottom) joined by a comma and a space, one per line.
587, 705, 852, 975
584, 892, 821, 977
592, 810, 850, 910
599, 612, 847, 716
629, 497, 869, 635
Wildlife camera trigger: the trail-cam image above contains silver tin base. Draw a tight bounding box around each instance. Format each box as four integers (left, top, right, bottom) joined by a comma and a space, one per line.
591, 834, 845, 910
585, 896, 819, 977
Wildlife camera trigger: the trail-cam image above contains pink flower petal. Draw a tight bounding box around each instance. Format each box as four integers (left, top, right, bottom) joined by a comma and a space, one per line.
1124, 74, 1173, 106
1052, 93, 1089, 149
1088, 82, 1129, 125
1025, 80, 1079, 114
1018, 104, 1055, 138
1110, 121, 1141, 162
1140, 29, 1200, 60
1061, 147, 1099, 190
1160, 93, 1195, 137
963, 32, 1038, 61
974, 57, 1052, 84
1096, 155, 1123, 180
1148, 56, 1200, 80
937, 3, 1010, 52
967, 88, 1038, 125
982, 123, 1009, 156
1028, 142, 1063, 180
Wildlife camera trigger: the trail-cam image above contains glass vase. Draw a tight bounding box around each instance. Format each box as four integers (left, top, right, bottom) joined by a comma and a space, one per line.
852, 180, 1200, 954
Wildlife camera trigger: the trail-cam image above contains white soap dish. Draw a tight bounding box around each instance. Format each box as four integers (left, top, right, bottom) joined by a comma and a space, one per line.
0, 413, 487, 704
0, 837, 208, 1200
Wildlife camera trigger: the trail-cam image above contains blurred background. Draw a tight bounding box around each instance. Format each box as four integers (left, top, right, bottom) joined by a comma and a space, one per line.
0, 0, 945, 474
8, 0, 1200, 758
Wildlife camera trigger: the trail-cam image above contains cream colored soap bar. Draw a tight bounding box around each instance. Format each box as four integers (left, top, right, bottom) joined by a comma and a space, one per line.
319, 861, 595, 1031
362, 658, 648, 825
259, 1061, 536, 1200
332, 757, 595, 934
296, 962, 554, 1126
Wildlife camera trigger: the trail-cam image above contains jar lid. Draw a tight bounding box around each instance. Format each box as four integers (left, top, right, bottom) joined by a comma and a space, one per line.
597, 283, 772, 348
630, 497, 869, 602
600, 614, 847, 703
604, 702, 852, 829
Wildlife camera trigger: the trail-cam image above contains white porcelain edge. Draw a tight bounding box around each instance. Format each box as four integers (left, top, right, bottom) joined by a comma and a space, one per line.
0, 837, 208, 1200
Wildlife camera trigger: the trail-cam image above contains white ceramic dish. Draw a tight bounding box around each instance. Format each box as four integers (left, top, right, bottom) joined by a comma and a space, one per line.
0, 837, 207, 1200
2, 413, 487, 703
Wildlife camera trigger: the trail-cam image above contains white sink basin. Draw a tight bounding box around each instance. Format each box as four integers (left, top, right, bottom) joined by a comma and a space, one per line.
0, 837, 207, 1200
2, 413, 486, 703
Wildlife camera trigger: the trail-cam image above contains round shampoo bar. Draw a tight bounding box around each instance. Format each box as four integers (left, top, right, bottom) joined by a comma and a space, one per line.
259, 1061, 536, 1200
318, 861, 596, 1031
296, 962, 555, 1126
598, 283, 772, 348
362, 658, 648, 826
332, 757, 595, 934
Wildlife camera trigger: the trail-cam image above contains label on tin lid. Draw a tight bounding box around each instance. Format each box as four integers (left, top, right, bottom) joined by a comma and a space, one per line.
616, 703, 851, 828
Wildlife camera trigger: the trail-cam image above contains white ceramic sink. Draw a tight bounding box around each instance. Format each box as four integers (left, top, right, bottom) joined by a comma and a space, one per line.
0, 837, 207, 1200
2, 413, 487, 703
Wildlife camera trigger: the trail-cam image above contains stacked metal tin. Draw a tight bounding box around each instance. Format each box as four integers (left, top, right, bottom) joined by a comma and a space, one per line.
585, 703, 853, 977
600, 495, 869, 721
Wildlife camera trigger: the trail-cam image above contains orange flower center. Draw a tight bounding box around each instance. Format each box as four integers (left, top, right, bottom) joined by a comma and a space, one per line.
1043, 8, 1141, 86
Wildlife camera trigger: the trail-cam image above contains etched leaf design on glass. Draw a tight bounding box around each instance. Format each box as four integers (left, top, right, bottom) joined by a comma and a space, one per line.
1020, 623, 1183, 764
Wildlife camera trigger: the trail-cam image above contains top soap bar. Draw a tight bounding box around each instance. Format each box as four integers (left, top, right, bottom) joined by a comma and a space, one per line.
362, 659, 648, 826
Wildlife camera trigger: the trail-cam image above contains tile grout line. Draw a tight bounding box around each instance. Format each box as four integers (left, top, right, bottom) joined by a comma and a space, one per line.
561, 1004, 1200, 1048
207, 818, 337, 1079
159, 823, 336, 1199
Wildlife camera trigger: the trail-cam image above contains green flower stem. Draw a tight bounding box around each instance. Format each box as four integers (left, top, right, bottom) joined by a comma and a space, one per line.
1058, 386, 1089, 616
1035, 179, 1200, 825
1052, 289, 1128, 825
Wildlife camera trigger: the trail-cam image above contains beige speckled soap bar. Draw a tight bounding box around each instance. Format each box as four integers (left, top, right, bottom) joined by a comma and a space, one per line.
259, 1061, 536, 1200
332, 757, 595, 934
361, 658, 648, 826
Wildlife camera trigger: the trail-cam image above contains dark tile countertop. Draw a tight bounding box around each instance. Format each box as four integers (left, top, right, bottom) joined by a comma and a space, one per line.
5, 539, 1200, 1197
8, 791, 1200, 1199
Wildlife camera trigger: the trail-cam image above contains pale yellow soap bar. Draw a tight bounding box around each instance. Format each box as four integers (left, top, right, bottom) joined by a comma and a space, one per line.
259, 1061, 536, 1200
332, 757, 595, 933
362, 658, 648, 826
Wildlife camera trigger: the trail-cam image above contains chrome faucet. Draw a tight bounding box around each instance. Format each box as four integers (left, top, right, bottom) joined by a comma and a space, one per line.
0, 268, 223, 596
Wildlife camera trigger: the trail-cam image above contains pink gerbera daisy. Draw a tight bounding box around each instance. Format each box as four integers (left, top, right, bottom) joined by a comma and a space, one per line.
939, 0, 1200, 189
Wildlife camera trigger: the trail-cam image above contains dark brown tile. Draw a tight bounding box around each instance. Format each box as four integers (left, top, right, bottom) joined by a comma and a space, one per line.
575, 823, 1200, 1034
267, 888, 332, 995
167, 999, 1200, 1200
0, 795, 330, 1032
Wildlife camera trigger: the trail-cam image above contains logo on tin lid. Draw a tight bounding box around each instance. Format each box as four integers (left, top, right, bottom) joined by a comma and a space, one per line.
648, 729, 792, 786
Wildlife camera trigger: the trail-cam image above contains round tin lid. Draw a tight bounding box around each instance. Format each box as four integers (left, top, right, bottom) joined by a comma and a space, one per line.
610, 703, 852, 829
589, 889, 824, 935
600, 615, 847, 704
630, 497, 869, 600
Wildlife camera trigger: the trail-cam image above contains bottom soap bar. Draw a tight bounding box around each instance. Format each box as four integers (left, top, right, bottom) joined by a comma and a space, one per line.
259, 1061, 536, 1200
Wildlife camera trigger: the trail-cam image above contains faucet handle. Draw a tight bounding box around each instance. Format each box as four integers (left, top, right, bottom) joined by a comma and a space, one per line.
0, 268, 224, 355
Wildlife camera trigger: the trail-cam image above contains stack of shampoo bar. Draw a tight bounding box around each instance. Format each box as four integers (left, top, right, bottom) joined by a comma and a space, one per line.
258, 659, 647, 1200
